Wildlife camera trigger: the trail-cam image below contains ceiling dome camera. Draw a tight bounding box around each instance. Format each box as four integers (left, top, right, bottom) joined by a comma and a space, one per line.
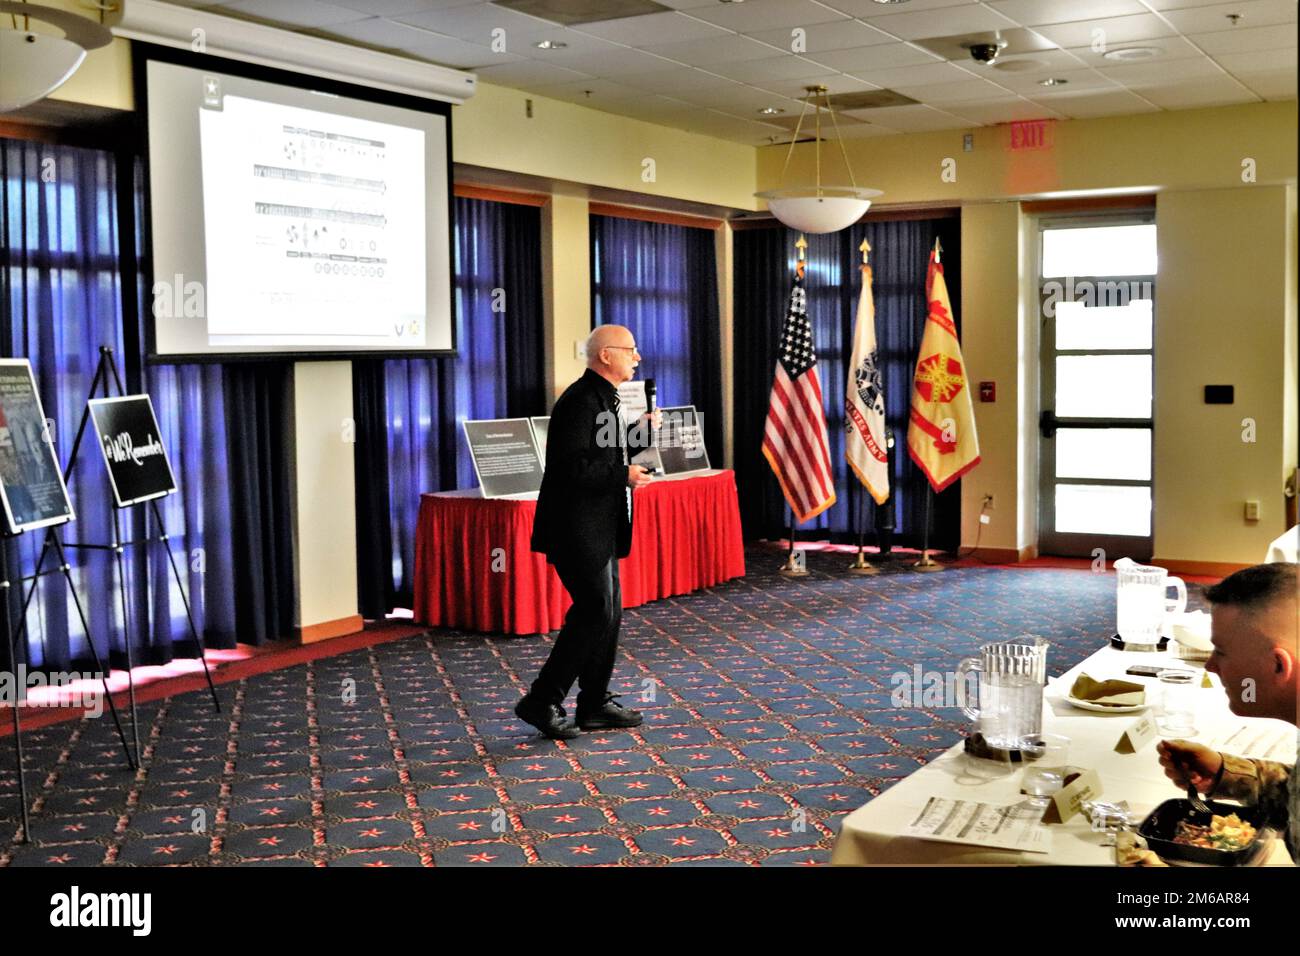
968, 41, 1006, 64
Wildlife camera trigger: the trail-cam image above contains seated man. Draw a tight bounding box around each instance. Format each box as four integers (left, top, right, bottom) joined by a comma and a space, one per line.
1157, 562, 1298, 862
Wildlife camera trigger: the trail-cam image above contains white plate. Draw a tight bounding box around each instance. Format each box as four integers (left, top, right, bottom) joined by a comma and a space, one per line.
1065, 695, 1148, 714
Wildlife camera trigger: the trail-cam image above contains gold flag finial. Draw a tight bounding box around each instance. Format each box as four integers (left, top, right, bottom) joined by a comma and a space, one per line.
859, 238, 871, 265
795, 234, 808, 260
933, 237, 942, 264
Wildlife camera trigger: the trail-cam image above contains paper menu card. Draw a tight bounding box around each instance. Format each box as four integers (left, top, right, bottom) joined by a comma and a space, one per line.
906, 797, 1053, 854
1203, 722, 1297, 762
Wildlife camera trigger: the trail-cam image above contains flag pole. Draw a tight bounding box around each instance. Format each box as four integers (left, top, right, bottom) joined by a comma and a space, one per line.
849, 236, 879, 576
912, 485, 944, 572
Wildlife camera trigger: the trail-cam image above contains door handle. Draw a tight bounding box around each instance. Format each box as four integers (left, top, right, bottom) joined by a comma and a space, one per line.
1039, 410, 1058, 439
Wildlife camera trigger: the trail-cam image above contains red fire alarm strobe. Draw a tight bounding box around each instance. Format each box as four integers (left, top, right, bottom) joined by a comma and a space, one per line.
979, 381, 996, 402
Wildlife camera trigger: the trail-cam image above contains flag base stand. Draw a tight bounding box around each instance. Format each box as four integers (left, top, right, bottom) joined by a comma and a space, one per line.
777, 520, 809, 577
777, 554, 810, 578
848, 549, 879, 575
912, 550, 946, 573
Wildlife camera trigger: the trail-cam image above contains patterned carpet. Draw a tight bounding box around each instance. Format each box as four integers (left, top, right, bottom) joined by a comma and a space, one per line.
0, 546, 1141, 867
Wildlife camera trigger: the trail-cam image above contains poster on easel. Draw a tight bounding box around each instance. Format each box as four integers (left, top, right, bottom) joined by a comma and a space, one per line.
463, 418, 544, 498
658, 405, 711, 475
0, 359, 75, 534
0, 361, 75, 538
88, 395, 178, 508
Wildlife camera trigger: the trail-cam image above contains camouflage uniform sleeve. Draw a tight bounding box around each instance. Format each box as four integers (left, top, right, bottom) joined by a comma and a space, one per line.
1210, 752, 1293, 834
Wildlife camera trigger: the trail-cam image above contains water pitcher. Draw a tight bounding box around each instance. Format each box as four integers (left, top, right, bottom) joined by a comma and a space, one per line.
956, 638, 1049, 750
1114, 558, 1187, 644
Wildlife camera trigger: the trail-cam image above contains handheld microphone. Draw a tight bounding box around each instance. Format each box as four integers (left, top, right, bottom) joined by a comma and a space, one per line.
644, 378, 658, 457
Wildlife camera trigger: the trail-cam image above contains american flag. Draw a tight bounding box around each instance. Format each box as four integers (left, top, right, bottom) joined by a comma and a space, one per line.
762, 269, 837, 524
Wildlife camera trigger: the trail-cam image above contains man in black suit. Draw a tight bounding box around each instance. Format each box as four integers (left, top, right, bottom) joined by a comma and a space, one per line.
516, 324, 658, 739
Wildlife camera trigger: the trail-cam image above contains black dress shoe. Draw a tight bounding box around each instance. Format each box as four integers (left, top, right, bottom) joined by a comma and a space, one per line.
514, 697, 580, 740
576, 693, 643, 730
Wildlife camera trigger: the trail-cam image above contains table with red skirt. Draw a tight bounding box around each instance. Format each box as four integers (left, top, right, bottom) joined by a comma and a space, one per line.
413, 469, 747, 635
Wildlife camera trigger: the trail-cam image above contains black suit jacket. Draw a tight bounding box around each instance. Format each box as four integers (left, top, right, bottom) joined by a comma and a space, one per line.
531, 369, 636, 575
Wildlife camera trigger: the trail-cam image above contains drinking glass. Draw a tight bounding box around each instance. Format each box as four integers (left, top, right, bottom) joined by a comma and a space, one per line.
1156, 670, 1198, 736
1021, 734, 1071, 808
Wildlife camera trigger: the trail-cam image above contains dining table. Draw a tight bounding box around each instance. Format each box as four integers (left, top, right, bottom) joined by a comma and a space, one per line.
831, 642, 1296, 865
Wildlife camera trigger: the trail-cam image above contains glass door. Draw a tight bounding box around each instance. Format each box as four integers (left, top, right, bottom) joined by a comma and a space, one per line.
1038, 216, 1156, 560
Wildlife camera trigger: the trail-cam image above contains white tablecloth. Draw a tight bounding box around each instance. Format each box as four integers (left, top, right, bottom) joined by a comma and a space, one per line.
1266, 525, 1298, 562
831, 644, 1296, 865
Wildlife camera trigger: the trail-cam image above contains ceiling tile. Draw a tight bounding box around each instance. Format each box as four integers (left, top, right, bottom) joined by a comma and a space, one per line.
220, 0, 369, 28
1136, 74, 1260, 108
844, 103, 972, 131
641, 34, 786, 65
1029, 13, 1178, 49
1216, 45, 1299, 73
628, 68, 743, 94
947, 97, 1065, 123
571, 11, 732, 46
456, 60, 592, 89
983, 49, 1092, 74
866, 4, 1021, 41
525, 76, 648, 103
820, 0, 982, 18
985, 0, 1148, 27
394, 2, 556, 43
749, 72, 884, 99
893, 78, 1018, 103
1235, 67, 1300, 99
331, 1, 476, 16
805, 43, 944, 73
532, 45, 686, 76
1098, 52, 1227, 83
399, 32, 502, 67
668, 81, 804, 114
687, 0, 848, 32
1189, 24, 1299, 55
1157, 0, 1299, 34
848, 60, 980, 88
744, 19, 895, 57
705, 55, 841, 85
1026, 89, 1159, 117
319, 16, 454, 48
1066, 35, 1206, 66
1144, 0, 1250, 8
992, 67, 1122, 93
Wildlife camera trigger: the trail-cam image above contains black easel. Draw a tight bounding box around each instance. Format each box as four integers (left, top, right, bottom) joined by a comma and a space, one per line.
61, 347, 220, 724
5, 517, 138, 844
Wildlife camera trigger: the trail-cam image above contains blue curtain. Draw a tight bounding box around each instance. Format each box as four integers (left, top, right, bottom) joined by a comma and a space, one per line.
733, 216, 962, 549
589, 214, 722, 463
1, 137, 238, 672
366, 195, 545, 609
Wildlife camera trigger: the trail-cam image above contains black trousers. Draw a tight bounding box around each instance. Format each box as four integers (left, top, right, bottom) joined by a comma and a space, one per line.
530, 555, 622, 711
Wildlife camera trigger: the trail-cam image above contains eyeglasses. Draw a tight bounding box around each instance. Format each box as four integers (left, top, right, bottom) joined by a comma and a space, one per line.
605, 346, 640, 353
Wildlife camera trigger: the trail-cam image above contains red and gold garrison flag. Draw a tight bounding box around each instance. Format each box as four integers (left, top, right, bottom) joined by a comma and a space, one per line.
907, 243, 980, 492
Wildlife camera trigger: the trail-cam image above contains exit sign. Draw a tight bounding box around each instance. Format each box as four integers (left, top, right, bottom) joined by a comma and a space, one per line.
1007, 119, 1054, 151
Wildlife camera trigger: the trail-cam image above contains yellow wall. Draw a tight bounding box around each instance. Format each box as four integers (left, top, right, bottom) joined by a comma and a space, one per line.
1154, 186, 1296, 566
757, 102, 1297, 202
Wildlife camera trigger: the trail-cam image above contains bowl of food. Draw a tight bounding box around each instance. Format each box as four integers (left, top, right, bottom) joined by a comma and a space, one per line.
1138, 799, 1269, 866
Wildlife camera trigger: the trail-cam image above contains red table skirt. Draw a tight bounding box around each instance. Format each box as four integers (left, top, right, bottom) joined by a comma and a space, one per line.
413, 470, 746, 635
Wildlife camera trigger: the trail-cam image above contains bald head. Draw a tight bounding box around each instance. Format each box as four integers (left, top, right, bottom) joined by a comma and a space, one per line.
585, 325, 641, 386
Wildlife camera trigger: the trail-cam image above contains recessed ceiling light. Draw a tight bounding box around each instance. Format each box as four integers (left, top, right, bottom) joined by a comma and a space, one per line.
1103, 47, 1161, 61
758, 106, 785, 115
1039, 77, 1067, 86
534, 40, 567, 50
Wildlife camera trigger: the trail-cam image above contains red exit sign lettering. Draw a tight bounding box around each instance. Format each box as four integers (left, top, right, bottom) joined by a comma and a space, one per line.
1007, 119, 1054, 151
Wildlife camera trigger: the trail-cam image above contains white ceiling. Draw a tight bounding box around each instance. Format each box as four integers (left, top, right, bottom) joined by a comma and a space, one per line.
159, 0, 1298, 143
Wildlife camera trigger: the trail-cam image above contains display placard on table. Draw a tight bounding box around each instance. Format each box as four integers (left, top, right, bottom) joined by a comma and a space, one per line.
463, 418, 544, 498
529, 416, 550, 461
88, 395, 179, 508
0, 359, 75, 535
658, 405, 711, 475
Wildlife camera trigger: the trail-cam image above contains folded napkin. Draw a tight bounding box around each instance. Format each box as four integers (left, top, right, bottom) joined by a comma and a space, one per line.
1070, 673, 1146, 707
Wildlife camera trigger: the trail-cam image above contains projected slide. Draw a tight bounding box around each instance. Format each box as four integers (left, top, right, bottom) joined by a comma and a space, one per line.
144, 56, 453, 357
200, 97, 426, 347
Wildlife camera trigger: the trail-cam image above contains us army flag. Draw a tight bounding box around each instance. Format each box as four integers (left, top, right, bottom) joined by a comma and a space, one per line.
845, 262, 889, 505
907, 245, 980, 492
